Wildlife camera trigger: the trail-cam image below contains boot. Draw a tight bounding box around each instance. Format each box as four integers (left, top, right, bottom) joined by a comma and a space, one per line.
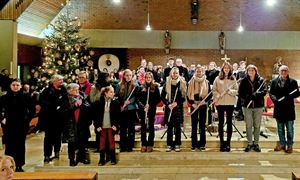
98, 150, 106, 166
225, 141, 231, 152
44, 156, 51, 164
53, 152, 60, 159
69, 159, 77, 166
110, 150, 117, 165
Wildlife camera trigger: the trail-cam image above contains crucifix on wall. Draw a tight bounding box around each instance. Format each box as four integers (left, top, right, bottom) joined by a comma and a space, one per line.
221, 54, 230, 63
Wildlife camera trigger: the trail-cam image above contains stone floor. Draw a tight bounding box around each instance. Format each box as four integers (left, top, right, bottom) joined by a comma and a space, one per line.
1, 104, 300, 180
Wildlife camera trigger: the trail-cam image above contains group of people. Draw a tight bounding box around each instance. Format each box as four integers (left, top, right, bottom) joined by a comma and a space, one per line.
0, 57, 299, 171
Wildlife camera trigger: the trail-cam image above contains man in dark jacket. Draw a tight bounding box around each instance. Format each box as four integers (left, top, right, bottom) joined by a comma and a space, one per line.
39, 74, 68, 163
269, 65, 300, 154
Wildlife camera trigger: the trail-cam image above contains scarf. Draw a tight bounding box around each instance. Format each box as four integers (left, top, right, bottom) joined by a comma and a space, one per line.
165, 76, 186, 101
187, 75, 209, 101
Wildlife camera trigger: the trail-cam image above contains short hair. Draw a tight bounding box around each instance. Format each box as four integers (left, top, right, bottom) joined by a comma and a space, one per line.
78, 71, 89, 79
67, 83, 79, 92
279, 65, 289, 72
51, 74, 64, 82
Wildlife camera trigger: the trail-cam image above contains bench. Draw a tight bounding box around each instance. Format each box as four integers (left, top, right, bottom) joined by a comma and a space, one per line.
292, 172, 300, 180
13, 172, 98, 180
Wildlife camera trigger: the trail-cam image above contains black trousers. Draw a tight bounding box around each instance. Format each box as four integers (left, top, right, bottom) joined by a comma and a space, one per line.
191, 105, 207, 148
119, 110, 137, 151
139, 111, 155, 147
216, 105, 234, 144
167, 121, 181, 147
44, 126, 62, 157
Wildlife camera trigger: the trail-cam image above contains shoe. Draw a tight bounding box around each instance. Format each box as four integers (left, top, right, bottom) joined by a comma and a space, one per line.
253, 144, 261, 152
147, 146, 153, 152
53, 152, 60, 159
274, 144, 286, 151
285, 147, 293, 154
199, 147, 206, 151
44, 156, 51, 163
120, 149, 126, 152
220, 143, 226, 152
98, 160, 105, 166
141, 146, 147, 153
127, 148, 133, 152
244, 144, 252, 152
69, 160, 77, 167
191, 147, 196, 152
225, 145, 231, 152
16, 166, 24, 172
111, 161, 117, 165
78, 158, 90, 164
166, 146, 172, 152
175, 145, 181, 152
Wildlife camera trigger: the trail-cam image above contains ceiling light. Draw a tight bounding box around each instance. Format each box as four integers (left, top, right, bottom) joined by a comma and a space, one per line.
145, 0, 151, 31
237, 25, 244, 32
237, 8, 244, 33
145, 24, 151, 31
113, 0, 121, 4
266, 0, 276, 6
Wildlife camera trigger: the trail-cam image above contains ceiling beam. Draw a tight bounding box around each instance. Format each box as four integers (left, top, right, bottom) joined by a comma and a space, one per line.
0, 0, 34, 20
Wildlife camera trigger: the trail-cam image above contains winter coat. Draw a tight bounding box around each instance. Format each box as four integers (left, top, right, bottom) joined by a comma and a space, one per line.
238, 74, 266, 108
212, 76, 238, 106
38, 84, 68, 130
161, 82, 185, 124
62, 92, 91, 143
0, 90, 35, 166
269, 76, 300, 121
93, 96, 121, 132
137, 83, 161, 120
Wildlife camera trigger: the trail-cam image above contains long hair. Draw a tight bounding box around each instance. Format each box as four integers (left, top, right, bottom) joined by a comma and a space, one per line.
119, 69, 135, 97
142, 72, 157, 92
219, 62, 234, 80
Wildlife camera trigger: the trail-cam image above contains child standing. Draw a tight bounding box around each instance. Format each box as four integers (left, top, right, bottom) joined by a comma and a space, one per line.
94, 86, 120, 166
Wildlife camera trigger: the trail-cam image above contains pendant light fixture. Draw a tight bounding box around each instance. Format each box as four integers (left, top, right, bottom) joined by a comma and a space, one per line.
145, 0, 151, 31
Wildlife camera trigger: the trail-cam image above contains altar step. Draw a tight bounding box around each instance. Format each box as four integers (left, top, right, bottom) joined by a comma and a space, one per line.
34, 151, 300, 180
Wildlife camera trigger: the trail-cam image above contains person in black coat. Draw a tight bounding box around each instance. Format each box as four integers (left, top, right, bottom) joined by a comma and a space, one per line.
238, 65, 266, 152
161, 67, 186, 152
62, 83, 91, 166
93, 86, 120, 166
269, 65, 300, 153
39, 74, 68, 163
0, 79, 35, 172
137, 72, 161, 153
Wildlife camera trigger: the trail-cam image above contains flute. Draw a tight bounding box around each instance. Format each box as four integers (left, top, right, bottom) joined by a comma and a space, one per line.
122, 86, 136, 109
278, 89, 298, 102
189, 91, 212, 116
145, 87, 150, 130
167, 87, 179, 123
246, 80, 266, 108
209, 79, 241, 107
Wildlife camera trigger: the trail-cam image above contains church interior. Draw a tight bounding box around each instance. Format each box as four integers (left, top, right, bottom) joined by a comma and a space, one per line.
1, 0, 300, 179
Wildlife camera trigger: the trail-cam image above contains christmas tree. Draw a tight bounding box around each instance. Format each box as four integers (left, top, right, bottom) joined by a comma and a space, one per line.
29, 3, 94, 91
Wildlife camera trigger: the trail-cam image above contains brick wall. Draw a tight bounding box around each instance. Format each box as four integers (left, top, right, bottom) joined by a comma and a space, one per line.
127, 49, 300, 80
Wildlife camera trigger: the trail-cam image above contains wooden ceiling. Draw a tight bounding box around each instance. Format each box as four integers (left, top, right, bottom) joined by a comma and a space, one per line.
9, 0, 300, 37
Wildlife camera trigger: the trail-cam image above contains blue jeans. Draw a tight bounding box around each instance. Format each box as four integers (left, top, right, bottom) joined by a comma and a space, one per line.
276, 119, 294, 147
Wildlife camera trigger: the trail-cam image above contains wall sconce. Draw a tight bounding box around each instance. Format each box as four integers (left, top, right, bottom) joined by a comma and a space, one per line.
191, 0, 199, 24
